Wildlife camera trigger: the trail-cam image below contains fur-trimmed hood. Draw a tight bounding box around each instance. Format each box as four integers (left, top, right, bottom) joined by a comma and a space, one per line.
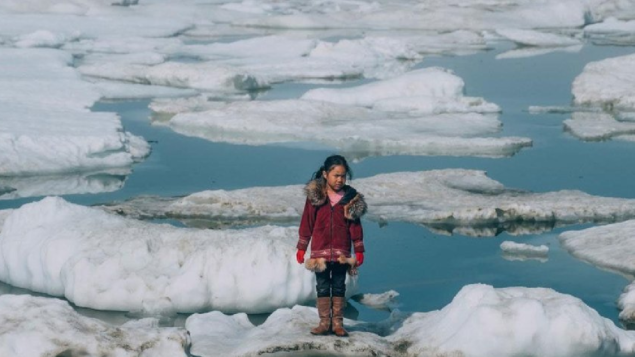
304, 179, 367, 220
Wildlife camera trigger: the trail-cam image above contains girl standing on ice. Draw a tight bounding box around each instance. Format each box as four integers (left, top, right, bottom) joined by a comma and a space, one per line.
296, 155, 367, 337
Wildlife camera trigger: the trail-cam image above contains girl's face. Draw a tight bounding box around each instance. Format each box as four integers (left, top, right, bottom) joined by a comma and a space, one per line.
323, 165, 347, 192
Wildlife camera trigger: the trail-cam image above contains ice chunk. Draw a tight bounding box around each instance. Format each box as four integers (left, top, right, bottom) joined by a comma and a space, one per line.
186, 284, 635, 357
0, 197, 356, 313
500, 241, 549, 262
496, 29, 581, 47
0, 48, 150, 176
559, 220, 635, 277
100, 169, 635, 236
79, 61, 269, 93
585, 17, 635, 45
186, 305, 392, 357
389, 284, 635, 357
0, 169, 128, 200
0, 294, 188, 357
351, 290, 400, 311
560, 220, 635, 324
564, 112, 635, 141
573, 53, 635, 110
302, 67, 469, 108
496, 44, 582, 60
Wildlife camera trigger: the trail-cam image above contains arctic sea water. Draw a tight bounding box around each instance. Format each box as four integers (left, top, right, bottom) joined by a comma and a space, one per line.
1, 42, 634, 328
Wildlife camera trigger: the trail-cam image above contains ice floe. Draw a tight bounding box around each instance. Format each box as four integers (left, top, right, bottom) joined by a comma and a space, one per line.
0, 48, 149, 176
0, 294, 189, 357
302, 67, 499, 113
559, 220, 635, 323
585, 17, 635, 45
500, 241, 549, 262
496, 44, 582, 60
573, 53, 635, 110
79, 61, 269, 93
351, 290, 400, 311
0, 197, 357, 313
564, 112, 635, 141
101, 169, 635, 236
149, 68, 529, 159
187, 284, 635, 357
495, 29, 581, 47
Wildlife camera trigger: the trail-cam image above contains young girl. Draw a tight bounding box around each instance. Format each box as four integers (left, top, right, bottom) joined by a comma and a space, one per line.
296, 155, 367, 337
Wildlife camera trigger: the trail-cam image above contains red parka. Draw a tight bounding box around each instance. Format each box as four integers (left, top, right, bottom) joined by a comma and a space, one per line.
297, 179, 367, 261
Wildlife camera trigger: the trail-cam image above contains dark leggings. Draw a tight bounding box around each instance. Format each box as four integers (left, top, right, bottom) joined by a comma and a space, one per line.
316, 262, 348, 298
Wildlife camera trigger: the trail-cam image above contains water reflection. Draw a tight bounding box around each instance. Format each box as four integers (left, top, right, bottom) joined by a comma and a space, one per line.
0, 169, 130, 200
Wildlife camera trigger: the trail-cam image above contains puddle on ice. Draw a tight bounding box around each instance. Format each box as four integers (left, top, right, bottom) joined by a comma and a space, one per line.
1, 42, 635, 331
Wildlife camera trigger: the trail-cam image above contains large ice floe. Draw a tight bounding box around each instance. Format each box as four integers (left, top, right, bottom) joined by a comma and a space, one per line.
559, 220, 635, 325
152, 68, 532, 159
0, 197, 355, 313
186, 284, 635, 357
102, 169, 635, 236
0, 48, 150, 176
0, 294, 189, 357
549, 53, 635, 143
573, 53, 635, 111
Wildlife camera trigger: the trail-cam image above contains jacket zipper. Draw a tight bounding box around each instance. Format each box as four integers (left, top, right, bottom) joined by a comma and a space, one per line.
330, 204, 334, 262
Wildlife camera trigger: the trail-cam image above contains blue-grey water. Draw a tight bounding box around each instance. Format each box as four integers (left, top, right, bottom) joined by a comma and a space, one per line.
1, 42, 635, 328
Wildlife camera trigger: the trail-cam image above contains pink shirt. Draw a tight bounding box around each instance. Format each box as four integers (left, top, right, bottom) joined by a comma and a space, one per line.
328, 190, 344, 206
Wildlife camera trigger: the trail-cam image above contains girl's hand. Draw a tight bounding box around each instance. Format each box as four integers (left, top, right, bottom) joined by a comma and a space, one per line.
296, 249, 306, 264
355, 252, 364, 267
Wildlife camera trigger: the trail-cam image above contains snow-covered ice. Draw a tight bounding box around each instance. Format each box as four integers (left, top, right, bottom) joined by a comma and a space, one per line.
187, 284, 635, 357
573, 53, 635, 110
560, 220, 635, 323
79, 61, 270, 93
0, 197, 357, 313
0, 294, 189, 357
301, 67, 500, 113
0, 48, 150, 176
101, 169, 635, 236
151, 68, 529, 159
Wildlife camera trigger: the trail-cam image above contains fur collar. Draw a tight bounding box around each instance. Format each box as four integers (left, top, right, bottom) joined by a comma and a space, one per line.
304, 179, 367, 220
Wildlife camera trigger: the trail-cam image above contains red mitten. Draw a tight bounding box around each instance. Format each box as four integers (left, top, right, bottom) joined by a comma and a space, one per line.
355, 252, 364, 267
296, 249, 306, 264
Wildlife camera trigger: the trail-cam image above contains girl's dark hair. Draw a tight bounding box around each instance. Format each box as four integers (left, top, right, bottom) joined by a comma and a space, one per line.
312, 155, 352, 181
